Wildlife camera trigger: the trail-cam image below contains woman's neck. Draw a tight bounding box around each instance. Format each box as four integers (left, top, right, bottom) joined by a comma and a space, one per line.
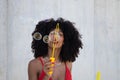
48, 47, 61, 62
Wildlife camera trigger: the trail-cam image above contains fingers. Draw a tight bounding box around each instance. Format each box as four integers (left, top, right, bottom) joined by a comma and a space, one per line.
44, 65, 54, 72
43, 58, 55, 76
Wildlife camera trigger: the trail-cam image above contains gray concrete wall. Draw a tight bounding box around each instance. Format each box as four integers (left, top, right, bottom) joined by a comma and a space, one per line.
0, 0, 7, 80
0, 0, 120, 80
94, 0, 120, 80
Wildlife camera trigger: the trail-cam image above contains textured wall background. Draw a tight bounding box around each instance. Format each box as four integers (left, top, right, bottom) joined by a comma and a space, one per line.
0, 0, 7, 80
0, 0, 120, 80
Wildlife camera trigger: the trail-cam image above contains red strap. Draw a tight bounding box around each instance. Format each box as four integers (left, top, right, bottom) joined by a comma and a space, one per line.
38, 70, 46, 80
39, 57, 44, 66
65, 64, 72, 80
38, 57, 45, 80
38, 57, 52, 80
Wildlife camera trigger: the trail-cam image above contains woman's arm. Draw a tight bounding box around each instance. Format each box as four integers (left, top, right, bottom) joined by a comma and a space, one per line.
28, 58, 53, 80
28, 60, 38, 80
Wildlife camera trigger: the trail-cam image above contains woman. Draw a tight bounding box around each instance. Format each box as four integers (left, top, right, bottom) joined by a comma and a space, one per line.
28, 18, 83, 80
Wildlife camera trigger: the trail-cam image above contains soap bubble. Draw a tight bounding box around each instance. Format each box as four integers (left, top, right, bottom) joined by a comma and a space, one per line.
33, 32, 42, 40
43, 35, 49, 43
48, 31, 61, 41
31, 49, 35, 53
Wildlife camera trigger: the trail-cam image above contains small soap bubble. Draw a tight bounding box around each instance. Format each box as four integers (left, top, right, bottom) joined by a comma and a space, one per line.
43, 35, 49, 43
33, 32, 42, 40
31, 49, 35, 53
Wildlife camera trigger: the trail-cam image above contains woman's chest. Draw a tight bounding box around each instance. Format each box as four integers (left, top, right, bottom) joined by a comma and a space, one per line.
51, 64, 66, 80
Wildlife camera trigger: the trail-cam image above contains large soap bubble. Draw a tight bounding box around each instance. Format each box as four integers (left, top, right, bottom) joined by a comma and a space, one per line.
48, 31, 61, 42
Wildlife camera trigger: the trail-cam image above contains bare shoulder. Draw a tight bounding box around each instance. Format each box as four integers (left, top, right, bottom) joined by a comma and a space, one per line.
28, 58, 43, 80
28, 58, 39, 67
28, 58, 42, 72
66, 61, 73, 71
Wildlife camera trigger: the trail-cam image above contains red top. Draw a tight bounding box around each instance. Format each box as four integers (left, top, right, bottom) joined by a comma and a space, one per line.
38, 57, 72, 80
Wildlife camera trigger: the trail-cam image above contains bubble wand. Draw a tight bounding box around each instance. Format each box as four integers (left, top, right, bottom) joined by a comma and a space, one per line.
96, 71, 101, 80
49, 23, 60, 75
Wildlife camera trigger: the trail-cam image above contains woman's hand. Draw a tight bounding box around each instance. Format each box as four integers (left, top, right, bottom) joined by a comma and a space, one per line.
43, 58, 55, 78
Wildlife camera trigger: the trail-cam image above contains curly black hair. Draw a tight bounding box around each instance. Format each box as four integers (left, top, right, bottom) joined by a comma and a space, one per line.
31, 18, 83, 62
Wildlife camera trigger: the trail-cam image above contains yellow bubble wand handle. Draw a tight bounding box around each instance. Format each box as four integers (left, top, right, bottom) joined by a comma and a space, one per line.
96, 71, 101, 80
48, 44, 55, 75
48, 23, 60, 75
